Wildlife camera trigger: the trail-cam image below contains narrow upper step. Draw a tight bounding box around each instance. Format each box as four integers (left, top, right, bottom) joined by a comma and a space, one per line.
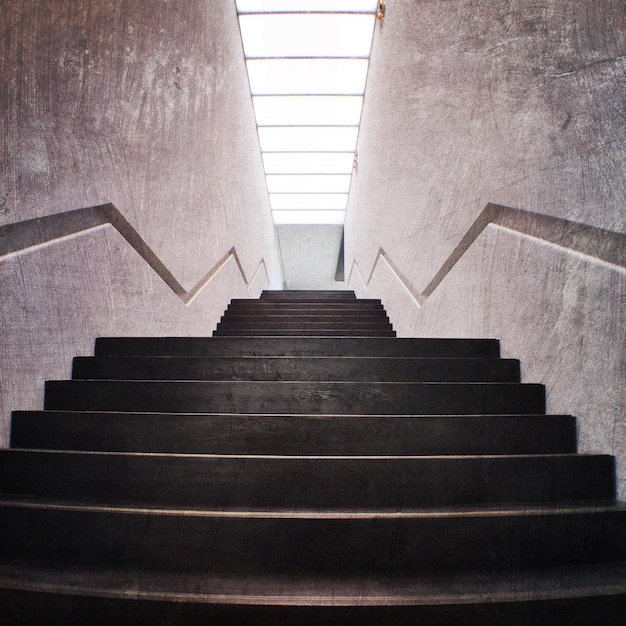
261, 290, 357, 300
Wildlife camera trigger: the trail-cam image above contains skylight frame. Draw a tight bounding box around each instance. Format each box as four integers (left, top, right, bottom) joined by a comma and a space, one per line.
237, 3, 377, 225
236, 1, 378, 13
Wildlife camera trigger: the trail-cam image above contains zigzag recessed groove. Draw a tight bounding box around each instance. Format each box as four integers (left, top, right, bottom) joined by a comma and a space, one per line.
0, 203, 267, 304
349, 203, 626, 306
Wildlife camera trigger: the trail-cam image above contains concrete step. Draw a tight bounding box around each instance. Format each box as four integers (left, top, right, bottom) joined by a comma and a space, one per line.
71, 356, 521, 382
0, 450, 614, 508
0, 561, 624, 626
94, 337, 501, 357
1, 500, 624, 573
10, 412, 578, 455
43, 381, 545, 414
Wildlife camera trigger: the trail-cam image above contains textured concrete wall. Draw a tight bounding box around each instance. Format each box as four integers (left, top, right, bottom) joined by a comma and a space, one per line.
0, 0, 281, 437
0, 0, 277, 289
347, 1, 626, 494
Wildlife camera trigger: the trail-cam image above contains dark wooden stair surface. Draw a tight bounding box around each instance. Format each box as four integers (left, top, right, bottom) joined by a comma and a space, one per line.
1, 290, 624, 623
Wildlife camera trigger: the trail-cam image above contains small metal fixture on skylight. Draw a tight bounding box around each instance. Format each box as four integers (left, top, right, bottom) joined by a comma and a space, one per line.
236, 0, 378, 225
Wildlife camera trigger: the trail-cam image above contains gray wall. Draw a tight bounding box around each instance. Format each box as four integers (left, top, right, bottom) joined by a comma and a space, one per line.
0, 0, 281, 440
347, 0, 626, 494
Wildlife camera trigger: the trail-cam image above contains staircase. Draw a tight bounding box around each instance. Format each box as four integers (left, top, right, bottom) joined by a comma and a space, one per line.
1, 290, 624, 623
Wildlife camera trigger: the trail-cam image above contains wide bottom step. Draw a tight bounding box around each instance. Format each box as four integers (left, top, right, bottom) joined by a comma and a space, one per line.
0, 562, 624, 625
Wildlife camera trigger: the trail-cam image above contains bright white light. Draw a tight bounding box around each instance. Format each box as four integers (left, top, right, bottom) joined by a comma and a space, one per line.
267, 174, 351, 193
259, 127, 358, 152
272, 210, 346, 225
239, 14, 375, 58
238, 6, 375, 225
270, 194, 348, 210
253, 96, 363, 126
247, 59, 368, 95
236, 1, 377, 13
263, 152, 355, 174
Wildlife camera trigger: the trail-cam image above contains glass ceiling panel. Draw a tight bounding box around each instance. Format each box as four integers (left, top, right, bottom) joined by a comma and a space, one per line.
247, 59, 368, 96
239, 14, 375, 58
236, 1, 377, 13
253, 96, 363, 126
272, 210, 346, 225
258, 127, 358, 152
266, 174, 352, 193
270, 194, 348, 210
263, 152, 354, 174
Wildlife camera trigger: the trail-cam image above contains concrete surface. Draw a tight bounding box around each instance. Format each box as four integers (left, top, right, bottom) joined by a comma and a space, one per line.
277, 225, 345, 290
0, 0, 278, 289
347, 0, 626, 495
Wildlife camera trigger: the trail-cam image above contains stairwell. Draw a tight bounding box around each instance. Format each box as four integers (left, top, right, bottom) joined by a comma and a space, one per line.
0, 289, 624, 623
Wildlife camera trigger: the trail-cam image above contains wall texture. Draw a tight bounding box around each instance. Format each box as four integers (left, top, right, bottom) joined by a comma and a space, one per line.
347, 0, 626, 494
0, 0, 278, 289
0, 0, 281, 439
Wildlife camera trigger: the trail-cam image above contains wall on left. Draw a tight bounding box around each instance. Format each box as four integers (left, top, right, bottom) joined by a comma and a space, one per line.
0, 0, 281, 442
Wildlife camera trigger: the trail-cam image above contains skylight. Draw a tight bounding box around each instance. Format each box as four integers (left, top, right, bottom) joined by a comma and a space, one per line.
236, 1, 378, 225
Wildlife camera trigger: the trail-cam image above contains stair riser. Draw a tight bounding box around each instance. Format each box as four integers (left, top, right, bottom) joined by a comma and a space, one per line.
215, 322, 394, 330
213, 330, 397, 336
228, 303, 384, 311
0, 452, 614, 507
1, 505, 624, 573
71, 357, 521, 383
219, 315, 391, 323
261, 293, 356, 301
1, 588, 625, 626
94, 337, 501, 358
44, 381, 546, 415
11, 413, 578, 455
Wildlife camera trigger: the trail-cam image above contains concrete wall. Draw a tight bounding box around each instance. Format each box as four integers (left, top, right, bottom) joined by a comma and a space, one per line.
347, 0, 626, 494
0, 0, 281, 440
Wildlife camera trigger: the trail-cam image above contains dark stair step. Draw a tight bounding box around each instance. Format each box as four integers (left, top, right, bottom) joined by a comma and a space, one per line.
0, 450, 614, 508
261, 290, 356, 300
43, 381, 545, 414
71, 356, 521, 382
11, 412, 578, 455
94, 337, 501, 357
220, 313, 391, 322
228, 300, 384, 310
212, 329, 397, 336
1, 500, 624, 573
0, 562, 625, 625
215, 321, 394, 330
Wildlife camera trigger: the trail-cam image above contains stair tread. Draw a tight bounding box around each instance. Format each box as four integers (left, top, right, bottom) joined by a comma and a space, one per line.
71, 355, 521, 382
3, 497, 625, 516
43, 380, 546, 415
0, 561, 624, 606
11, 411, 577, 455
94, 336, 501, 357
0, 448, 614, 508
